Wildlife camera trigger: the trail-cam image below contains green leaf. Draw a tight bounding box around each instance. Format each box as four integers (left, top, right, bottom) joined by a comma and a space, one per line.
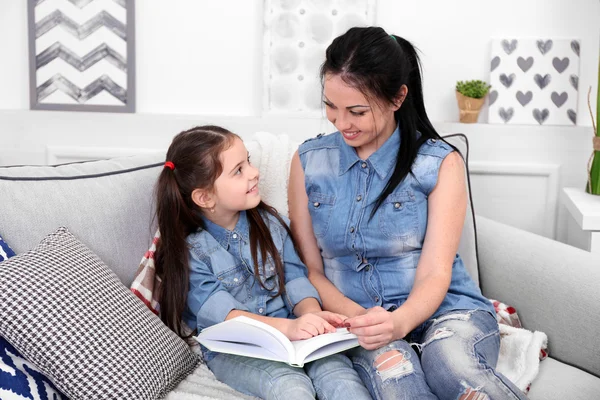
589, 151, 600, 195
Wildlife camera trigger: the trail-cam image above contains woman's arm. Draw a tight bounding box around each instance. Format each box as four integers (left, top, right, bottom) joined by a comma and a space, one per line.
397, 151, 465, 330
346, 152, 465, 349
288, 151, 365, 318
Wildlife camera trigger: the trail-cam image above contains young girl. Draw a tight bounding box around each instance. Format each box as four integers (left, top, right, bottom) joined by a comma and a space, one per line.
154, 125, 371, 400
288, 27, 528, 400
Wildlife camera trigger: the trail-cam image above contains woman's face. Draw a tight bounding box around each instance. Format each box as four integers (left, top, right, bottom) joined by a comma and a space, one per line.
323, 73, 400, 159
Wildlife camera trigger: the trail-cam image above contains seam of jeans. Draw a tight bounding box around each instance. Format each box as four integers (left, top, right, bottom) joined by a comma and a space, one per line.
350, 360, 383, 400
472, 331, 524, 400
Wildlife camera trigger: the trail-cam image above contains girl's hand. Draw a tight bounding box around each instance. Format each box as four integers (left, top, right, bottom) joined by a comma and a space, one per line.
286, 314, 336, 340
311, 311, 348, 328
345, 306, 407, 350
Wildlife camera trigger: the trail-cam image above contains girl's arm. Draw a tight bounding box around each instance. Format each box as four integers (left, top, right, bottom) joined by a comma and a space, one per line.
346, 152, 465, 349
288, 151, 366, 318
226, 306, 338, 340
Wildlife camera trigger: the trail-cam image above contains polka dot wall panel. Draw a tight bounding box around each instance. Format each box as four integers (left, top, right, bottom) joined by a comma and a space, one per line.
263, 0, 376, 114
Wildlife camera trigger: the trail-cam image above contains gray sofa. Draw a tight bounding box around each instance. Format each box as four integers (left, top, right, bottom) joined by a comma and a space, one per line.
0, 136, 599, 399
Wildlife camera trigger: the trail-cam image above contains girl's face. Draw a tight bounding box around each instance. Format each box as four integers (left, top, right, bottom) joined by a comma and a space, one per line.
323, 73, 400, 160
212, 137, 261, 216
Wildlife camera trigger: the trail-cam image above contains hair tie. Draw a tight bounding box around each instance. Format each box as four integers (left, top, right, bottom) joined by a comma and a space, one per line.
390, 34, 397, 42
164, 161, 175, 170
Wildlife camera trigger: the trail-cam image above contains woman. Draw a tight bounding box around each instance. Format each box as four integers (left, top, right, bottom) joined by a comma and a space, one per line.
288, 27, 527, 400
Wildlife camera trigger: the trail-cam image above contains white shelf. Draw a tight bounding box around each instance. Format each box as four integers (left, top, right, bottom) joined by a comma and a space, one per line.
562, 187, 600, 230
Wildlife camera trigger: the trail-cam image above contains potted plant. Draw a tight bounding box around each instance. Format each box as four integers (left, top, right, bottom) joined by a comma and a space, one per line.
456, 80, 491, 123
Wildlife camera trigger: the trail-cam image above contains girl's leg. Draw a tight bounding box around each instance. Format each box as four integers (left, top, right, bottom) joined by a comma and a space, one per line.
420, 309, 528, 400
304, 353, 372, 400
207, 353, 316, 400
347, 340, 437, 400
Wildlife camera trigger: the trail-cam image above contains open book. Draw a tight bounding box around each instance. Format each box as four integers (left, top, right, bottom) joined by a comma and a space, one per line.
195, 316, 360, 367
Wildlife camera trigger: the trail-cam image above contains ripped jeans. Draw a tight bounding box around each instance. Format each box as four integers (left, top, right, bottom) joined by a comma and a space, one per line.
348, 309, 528, 400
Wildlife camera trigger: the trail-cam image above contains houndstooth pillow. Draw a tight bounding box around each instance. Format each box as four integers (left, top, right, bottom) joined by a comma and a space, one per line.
0, 227, 199, 399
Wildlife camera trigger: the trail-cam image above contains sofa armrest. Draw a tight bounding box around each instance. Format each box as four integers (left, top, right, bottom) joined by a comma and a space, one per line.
476, 215, 600, 378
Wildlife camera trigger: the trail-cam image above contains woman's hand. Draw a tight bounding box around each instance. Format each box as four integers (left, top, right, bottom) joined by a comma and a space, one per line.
285, 313, 337, 340
345, 306, 409, 350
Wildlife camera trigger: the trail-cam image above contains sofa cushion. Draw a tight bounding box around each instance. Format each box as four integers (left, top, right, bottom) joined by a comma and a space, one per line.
0, 234, 15, 261
0, 233, 67, 399
0, 336, 67, 399
0, 227, 199, 399
528, 357, 600, 400
0, 153, 164, 286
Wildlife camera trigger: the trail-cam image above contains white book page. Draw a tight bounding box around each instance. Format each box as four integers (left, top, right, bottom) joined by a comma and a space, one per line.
291, 328, 359, 365
196, 316, 293, 362
200, 339, 285, 364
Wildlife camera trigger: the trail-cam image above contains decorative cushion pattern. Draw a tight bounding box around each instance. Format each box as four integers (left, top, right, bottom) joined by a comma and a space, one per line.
0, 336, 66, 400
0, 227, 199, 399
0, 234, 15, 261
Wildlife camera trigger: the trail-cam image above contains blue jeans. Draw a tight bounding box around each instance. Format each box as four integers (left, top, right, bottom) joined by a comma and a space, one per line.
348, 310, 528, 400
206, 352, 372, 400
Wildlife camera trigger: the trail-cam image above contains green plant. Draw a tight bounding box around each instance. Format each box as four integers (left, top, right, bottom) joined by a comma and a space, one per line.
456, 80, 491, 99
586, 61, 600, 195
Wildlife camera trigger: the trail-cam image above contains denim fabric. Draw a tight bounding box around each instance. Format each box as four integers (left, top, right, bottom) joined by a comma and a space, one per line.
298, 127, 495, 318
349, 310, 527, 399
207, 352, 372, 400
183, 210, 320, 355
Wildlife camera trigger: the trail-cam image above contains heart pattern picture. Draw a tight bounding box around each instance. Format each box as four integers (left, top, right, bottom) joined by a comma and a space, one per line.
489, 38, 580, 125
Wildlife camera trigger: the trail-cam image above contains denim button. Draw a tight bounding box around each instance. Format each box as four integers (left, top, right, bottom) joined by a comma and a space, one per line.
356, 195, 362, 201
394, 202, 401, 209
313, 202, 320, 208
258, 308, 264, 313
361, 162, 367, 168
350, 226, 355, 233
232, 233, 238, 239
431, 138, 437, 143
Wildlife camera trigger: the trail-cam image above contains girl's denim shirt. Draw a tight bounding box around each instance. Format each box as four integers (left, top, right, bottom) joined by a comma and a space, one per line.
298, 126, 495, 318
183, 210, 320, 336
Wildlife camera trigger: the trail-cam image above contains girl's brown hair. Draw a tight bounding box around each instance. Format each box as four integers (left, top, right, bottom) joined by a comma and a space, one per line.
155, 125, 289, 338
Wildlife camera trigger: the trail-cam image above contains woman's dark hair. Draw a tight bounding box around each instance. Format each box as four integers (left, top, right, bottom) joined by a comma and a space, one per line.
321, 26, 445, 216
154, 125, 288, 338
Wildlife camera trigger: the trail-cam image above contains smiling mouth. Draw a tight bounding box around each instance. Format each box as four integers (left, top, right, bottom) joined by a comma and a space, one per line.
342, 130, 361, 140
247, 184, 258, 194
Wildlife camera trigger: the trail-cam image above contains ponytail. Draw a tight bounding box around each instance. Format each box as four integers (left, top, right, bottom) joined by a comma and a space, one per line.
370, 35, 443, 217
154, 126, 234, 338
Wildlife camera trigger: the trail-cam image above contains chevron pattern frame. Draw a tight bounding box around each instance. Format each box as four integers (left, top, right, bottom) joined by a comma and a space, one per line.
27, 0, 135, 112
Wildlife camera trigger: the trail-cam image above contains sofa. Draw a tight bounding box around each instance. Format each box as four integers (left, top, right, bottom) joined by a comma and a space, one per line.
0, 131, 599, 399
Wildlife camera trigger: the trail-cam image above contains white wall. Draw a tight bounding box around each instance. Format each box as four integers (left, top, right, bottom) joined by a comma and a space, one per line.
1, 0, 598, 122
1, 0, 599, 246
377, 0, 600, 126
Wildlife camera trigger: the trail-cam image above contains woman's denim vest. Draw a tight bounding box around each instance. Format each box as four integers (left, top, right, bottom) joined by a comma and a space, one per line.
298, 127, 494, 318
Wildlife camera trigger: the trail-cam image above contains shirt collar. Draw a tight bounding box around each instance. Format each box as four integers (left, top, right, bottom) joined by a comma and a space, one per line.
338, 124, 401, 179
201, 210, 250, 249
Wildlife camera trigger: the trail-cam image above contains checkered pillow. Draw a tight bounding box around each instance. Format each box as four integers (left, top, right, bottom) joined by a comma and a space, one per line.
0, 227, 199, 399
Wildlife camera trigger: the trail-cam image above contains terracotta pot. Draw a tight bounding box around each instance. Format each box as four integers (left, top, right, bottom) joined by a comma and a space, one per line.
456, 91, 485, 123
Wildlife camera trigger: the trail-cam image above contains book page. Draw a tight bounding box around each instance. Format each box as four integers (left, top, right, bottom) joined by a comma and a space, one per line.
196, 316, 293, 362
199, 339, 285, 364
291, 328, 359, 366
